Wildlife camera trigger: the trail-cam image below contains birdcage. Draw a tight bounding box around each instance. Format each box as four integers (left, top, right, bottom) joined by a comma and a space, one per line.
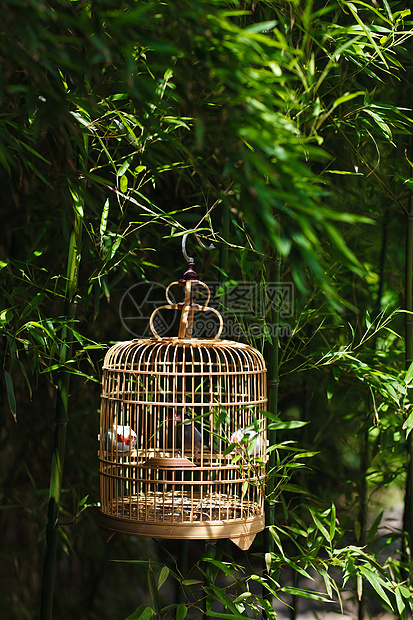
98, 263, 267, 550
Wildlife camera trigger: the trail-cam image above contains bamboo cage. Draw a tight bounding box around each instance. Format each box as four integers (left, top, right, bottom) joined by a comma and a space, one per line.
98, 270, 267, 549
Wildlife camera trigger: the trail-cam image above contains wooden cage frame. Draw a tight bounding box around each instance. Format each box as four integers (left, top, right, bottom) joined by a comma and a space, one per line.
98, 277, 267, 549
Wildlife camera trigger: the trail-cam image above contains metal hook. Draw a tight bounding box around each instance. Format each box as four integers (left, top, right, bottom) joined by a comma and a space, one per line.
181, 232, 215, 264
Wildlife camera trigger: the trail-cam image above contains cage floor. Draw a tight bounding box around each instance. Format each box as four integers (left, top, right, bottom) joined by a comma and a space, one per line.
102, 491, 262, 523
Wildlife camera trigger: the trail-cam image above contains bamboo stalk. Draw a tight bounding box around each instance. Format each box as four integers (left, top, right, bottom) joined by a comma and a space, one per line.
263, 253, 281, 615
403, 196, 413, 578
357, 424, 368, 620
266, 256, 280, 532
39, 191, 83, 620
176, 540, 189, 605
202, 539, 226, 618
204, 540, 216, 617
355, 211, 389, 620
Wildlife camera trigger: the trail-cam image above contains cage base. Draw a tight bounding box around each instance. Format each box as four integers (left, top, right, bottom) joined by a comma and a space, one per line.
99, 511, 264, 549
99, 491, 264, 549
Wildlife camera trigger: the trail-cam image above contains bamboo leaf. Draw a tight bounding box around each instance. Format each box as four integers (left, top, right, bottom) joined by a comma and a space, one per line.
176, 602, 187, 620
19, 361, 32, 399
320, 569, 333, 598
327, 170, 363, 175
244, 20, 277, 34
128, 608, 153, 620
285, 559, 314, 581
366, 511, 384, 544
402, 412, 413, 438
310, 510, 331, 542
233, 592, 252, 604
205, 586, 240, 615
158, 565, 169, 590
358, 566, 393, 608
100, 198, 109, 238
281, 586, 330, 601
120, 174, 128, 193
357, 573, 363, 601
4, 370, 16, 422
331, 91, 364, 110
0, 308, 13, 324
346, 3, 389, 68
348, 1, 393, 25
363, 109, 393, 140
269, 527, 287, 560
203, 559, 236, 579
394, 586, 406, 617
329, 503, 336, 542
394, 9, 411, 19
399, 585, 411, 599
405, 361, 413, 385
109, 237, 122, 260
17, 139, 51, 164
117, 156, 132, 177
204, 614, 250, 620
147, 565, 161, 615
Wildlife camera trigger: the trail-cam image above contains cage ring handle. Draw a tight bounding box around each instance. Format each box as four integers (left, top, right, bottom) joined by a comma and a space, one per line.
165, 280, 211, 307
149, 304, 223, 340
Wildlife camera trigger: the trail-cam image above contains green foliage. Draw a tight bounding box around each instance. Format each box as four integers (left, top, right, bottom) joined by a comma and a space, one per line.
4, 0, 411, 296
1, 0, 413, 618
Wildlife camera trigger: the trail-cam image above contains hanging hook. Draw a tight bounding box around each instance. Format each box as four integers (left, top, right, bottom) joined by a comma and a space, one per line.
182, 232, 215, 264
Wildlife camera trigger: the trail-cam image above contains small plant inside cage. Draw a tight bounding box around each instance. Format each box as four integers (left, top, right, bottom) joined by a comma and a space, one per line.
98, 262, 267, 549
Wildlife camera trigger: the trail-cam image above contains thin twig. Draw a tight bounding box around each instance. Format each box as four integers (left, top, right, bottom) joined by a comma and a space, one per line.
193, 182, 234, 231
